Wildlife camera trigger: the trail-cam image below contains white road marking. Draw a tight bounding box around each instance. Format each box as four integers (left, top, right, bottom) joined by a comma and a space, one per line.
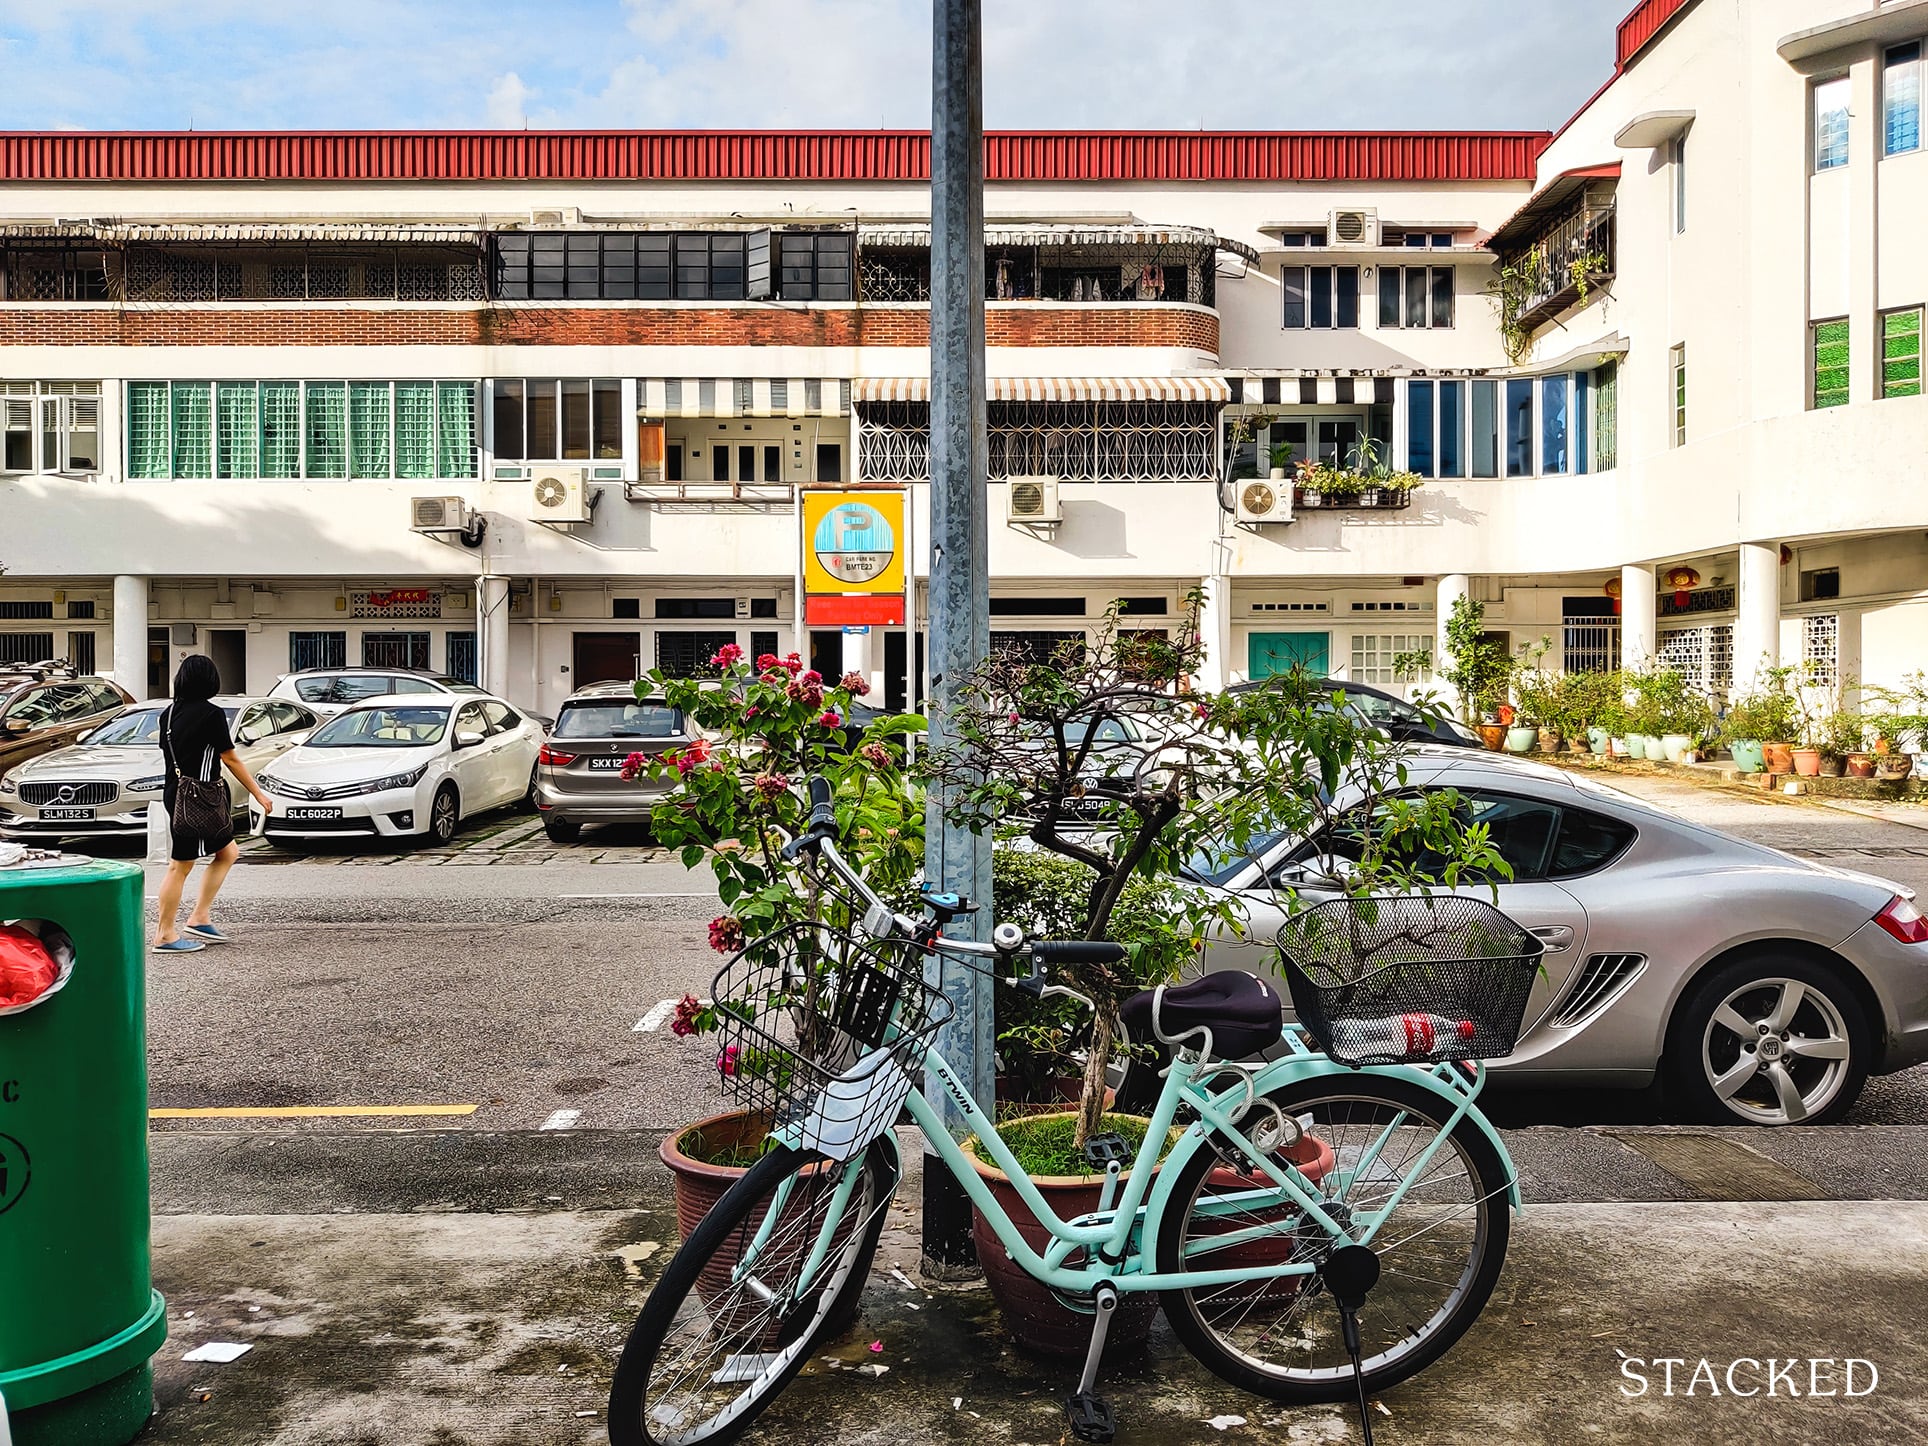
561, 892, 715, 899
540, 1109, 583, 1131
634, 999, 679, 1033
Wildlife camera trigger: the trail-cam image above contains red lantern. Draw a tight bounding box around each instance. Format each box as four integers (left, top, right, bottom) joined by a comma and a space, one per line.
1664, 566, 1701, 609
1603, 576, 1622, 616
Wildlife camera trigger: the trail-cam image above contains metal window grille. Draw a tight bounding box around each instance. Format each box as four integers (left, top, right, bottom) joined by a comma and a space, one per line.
858, 239, 1212, 306
0, 602, 54, 619
1657, 585, 1736, 618
1562, 609, 1621, 674
1350, 633, 1429, 686
1657, 624, 1734, 701
1803, 614, 1839, 686
0, 633, 56, 664
351, 594, 442, 621
67, 631, 97, 673
655, 631, 738, 678
361, 631, 432, 669
445, 631, 478, 683
289, 631, 348, 672
858, 399, 1216, 483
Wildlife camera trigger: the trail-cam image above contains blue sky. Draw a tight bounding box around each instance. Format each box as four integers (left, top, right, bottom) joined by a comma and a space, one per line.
0, 1, 1632, 132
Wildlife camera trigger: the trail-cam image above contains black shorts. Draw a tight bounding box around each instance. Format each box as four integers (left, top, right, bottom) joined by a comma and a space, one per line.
169, 823, 236, 863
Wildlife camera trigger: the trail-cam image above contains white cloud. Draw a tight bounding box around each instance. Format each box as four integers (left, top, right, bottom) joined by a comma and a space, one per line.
487, 71, 535, 129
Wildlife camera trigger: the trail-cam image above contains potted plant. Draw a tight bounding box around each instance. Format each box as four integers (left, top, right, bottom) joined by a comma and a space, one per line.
1510, 639, 1558, 752
1741, 664, 1804, 774
1436, 594, 1513, 745
1268, 441, 1294, 481
1718, 687, 1790, 775
636, 645, 926, 1231
1293, 459, 1323, 508
1867, 672, 1927, 781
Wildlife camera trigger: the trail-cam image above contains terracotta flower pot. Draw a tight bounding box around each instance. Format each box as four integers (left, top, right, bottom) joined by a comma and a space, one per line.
1846, 753, 1876, 779
1190, 1133, 1337, 1309
1567, 738, 1590, 755
1762, 742, 1795, 774
965, 1114, 1165, 1358
1538, 728, 1562, 754
995, 1075, 1116, 1119
1477, 725, 1507, 751
1791, 748, 1824, 777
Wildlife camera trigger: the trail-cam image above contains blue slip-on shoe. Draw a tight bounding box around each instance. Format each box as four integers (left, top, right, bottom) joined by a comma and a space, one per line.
185, 924, 230, 945
154, 937, 206, 953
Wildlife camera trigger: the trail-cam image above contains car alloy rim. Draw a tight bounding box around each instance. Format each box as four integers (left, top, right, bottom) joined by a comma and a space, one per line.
434, 795, 456, 837
1700, 977, 1852, 1124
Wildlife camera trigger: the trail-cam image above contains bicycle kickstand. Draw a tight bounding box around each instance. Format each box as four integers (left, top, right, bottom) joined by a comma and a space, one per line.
1323, 1244, 1382, 1446
1064, 1282, 1119, 1443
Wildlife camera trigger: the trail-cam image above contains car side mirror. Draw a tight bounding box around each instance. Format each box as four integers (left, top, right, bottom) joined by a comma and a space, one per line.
455, 730, 485, 749
75, 727, 95, 744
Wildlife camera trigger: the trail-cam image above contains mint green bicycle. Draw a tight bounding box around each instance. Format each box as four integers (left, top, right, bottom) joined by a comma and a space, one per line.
610, 781, 1540, 1445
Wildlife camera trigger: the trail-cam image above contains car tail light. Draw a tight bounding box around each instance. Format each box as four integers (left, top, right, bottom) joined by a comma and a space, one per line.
1874, 895, 1928, 945
537, 745, 576, 766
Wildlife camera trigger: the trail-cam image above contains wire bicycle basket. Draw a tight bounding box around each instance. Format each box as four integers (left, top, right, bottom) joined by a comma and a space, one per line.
707, 921, 951, 1157
1276, 895, 1543, 1067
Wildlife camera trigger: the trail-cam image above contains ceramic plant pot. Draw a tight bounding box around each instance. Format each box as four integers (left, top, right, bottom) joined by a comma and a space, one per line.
1537, 728, 1562, 753
1729, 740, 1766, 774
1625, 735, 1648, 759
1762, 742, 1796, 774
1477, 725, 1507, 751
1845, 753, 1875, 779
1504, 726, 1537, 754
1661, 734, 1694, 763
1588, 727, 1610, 755
1791, 748, 1824, 777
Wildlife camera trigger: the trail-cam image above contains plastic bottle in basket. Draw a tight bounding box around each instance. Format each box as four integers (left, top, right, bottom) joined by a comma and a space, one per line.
1346, 1013, 1477, 1061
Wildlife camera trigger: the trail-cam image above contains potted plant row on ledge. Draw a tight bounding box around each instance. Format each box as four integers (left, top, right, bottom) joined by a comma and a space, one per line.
1293, 439, 1422, 511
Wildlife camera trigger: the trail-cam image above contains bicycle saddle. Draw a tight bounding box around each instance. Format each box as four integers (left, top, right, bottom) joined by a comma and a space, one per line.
1119, 972, 1283, 1058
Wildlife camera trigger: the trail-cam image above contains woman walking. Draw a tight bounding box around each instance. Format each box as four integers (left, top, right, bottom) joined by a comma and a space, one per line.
153, 655, 274, 953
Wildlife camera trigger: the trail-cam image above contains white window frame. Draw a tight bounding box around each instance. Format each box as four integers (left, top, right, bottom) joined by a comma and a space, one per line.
1673, 135, 1687, 233
1670, 344, 1688, 447
1349, 631, 1430, 689
1814, 75, 1852, 172
1, 381, 102, 475
1886, 41, 1922, 158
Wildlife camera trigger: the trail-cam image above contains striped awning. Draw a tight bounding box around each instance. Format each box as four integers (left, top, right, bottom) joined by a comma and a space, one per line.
638, 377, 848, 419
0, 221, 484, 245
857, 222, 1222, 251
852, 376, 1231, 404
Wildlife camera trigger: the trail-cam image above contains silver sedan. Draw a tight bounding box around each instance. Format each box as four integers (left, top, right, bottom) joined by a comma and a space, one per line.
1198, 749, 1928, 1126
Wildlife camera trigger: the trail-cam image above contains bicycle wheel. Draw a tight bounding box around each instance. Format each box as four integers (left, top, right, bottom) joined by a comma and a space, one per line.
1157, 1073, 1510, 1403
609, 1139, 892, 1446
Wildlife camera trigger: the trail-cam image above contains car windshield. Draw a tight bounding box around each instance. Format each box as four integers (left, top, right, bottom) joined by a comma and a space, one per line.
429, 677, 487, 694
83, 709, 164, 746
306, 706, 451, 748
295, 674, 396, 705
1182, 830, 1289, 887
553, 701, 684, 740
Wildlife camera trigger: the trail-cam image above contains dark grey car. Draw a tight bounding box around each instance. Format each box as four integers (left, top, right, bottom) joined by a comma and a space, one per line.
533, 683, 691, 843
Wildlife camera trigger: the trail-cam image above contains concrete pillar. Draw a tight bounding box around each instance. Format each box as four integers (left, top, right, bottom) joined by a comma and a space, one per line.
1621, 564, 1658, 672
1733, 542, 1780, 694
839, 626, 879, 696
1195, 572, 1233, 691
111, 574, 149, 697
1435, 573, 1471, 712
478, 575, 512, 697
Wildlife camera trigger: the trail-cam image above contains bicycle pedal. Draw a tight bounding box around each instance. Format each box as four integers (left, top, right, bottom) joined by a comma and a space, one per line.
1065, 1391, 1117, 1443
1080, 1132, 1130, 1171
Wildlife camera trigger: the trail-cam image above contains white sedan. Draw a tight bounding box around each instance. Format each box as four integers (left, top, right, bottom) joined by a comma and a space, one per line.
250, 692, 542, 848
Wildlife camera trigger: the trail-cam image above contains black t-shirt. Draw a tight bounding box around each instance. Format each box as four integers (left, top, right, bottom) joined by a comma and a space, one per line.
159, 700, 233, 813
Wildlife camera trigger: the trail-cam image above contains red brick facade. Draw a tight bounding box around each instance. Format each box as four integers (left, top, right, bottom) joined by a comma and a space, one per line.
0, 304, 1219, 356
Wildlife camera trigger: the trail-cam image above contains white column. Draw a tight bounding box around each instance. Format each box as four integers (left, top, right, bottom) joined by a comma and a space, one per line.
478, 575, 512, 697
1195, 572, 1233, 691
1734, 542, 1780, 694
1435, 573, 1470, 712
1621, 564, 1658, 672
111, 574, 149, 698
839, 627, 876, 695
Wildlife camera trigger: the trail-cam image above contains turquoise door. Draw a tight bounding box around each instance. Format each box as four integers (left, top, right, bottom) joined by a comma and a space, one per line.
1248, 631, 1331, 680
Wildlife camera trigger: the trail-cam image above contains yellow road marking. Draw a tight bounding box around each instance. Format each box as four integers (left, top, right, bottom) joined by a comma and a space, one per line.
150, 1104, 479, 1119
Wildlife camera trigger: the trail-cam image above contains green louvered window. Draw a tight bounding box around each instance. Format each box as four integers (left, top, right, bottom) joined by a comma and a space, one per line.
395, 382, 436, 479
261, 382, 301, 478
349, 382, 392, 477
216, 382, 259, 477
1812, 318, 1851, 409
436, 382, 477, 478
170, 383, 213, 477
126, 382, 170, 478
1883, 307, 1922, 399
304, 382, 348, 477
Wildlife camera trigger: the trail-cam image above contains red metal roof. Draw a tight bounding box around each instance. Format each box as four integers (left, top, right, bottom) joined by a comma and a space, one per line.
1616, 0, 1697, 70
0, 130, 1549, 184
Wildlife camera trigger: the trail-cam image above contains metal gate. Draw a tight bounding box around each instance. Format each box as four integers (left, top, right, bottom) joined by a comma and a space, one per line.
1561, 600, 1620, 673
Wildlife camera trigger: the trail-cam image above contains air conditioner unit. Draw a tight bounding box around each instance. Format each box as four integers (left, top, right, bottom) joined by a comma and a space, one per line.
734, 597, 752, 619
529, 467, 591, 524
1235, 478, 1294, 526
411, 496, 470, 533
1328, 208, 1380, 247
1005, 476, 1062, 525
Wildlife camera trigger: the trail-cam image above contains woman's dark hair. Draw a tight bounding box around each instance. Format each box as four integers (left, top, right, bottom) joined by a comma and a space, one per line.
172, 654, 222, 705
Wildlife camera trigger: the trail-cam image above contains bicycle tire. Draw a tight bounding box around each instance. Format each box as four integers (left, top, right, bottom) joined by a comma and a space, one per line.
609, 1139, 892, 1446
1157, 1072, 1511, 1403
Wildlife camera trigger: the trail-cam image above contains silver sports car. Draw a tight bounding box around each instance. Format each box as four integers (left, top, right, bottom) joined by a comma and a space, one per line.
1197, 749, 1928, 1126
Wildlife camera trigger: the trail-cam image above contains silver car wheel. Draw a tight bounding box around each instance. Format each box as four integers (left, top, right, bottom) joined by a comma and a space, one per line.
1700, 976, 1853, 1125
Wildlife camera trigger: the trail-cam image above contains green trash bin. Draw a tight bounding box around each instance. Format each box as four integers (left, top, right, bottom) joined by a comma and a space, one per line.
0, 859, 166, 1445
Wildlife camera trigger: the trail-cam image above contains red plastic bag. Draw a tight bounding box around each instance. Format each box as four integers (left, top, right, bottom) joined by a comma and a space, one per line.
0, 923, 60, 1010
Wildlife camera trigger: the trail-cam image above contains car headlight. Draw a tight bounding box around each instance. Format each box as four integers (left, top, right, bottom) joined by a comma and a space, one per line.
362, 764, 430, 795
127, 775, 166, 794
258, 773, 286, 795
0, 776, 16, 796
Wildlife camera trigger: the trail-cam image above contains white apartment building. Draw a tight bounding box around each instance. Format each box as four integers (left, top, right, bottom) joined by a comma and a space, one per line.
2, 0, 1925, 718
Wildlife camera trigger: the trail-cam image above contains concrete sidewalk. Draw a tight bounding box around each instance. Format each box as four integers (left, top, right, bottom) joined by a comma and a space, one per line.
139, 1136, 1928, 1446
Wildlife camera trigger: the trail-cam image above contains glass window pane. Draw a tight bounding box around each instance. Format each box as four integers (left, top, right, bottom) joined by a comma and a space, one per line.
395, 381, 435, 479
763, 443, 781, 480
1573, 369, 1589, 474
126, 382, 170, 478
6, 396, 37, 470
1281, 266, 1307, 329
1505, 378, 1534, 476
560, 379, 592, 460
1431, 267, 1454, 328
437, 383, 476, 478
1594, 362, 1618, 469
1886, 44, 1921, 156
1815, 76, 1852, 170
304, 381, 347, 477
261, 381, 301, 478
349, 381, 391, 478
1405, 268, 1427, 328
1309, 267, 1333, 328
711, 440, 730, 482
1883, 307, 1923, 398
1471, 379, 1498, 478
1813, 319, 1851, 408
1335, 266, 1358, 329
492, 379, 525, 460
1438, 379, 1464, 478
1406, 380, 1435, 477
1540, 374, 1570, 474
64, 395, 100, 471
527, 380, 558, 459
216, 382, 258, 478
1378, 266, 1401, 328
592, 379, 622, 459
171, 382, 213, 478
737, 444, 756, 480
